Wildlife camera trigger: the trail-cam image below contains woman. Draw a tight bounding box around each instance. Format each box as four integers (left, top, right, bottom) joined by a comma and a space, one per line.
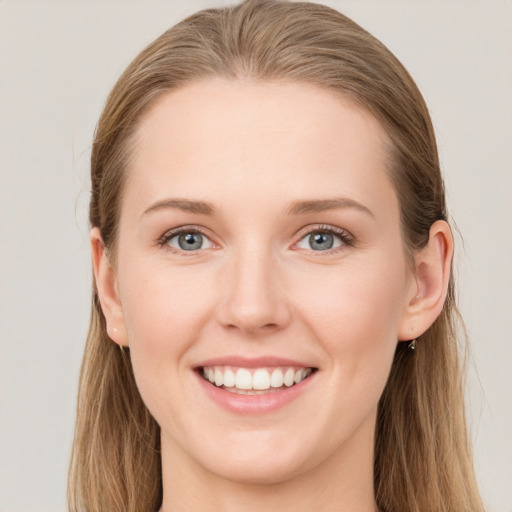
68, 0, 484, 510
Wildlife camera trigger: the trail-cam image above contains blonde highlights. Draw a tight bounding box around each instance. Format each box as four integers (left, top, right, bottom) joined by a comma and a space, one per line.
69, 1, 483, 510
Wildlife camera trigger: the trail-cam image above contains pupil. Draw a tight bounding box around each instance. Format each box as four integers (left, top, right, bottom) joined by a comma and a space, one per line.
310, 232, 333, 250
178, 232, 202, 250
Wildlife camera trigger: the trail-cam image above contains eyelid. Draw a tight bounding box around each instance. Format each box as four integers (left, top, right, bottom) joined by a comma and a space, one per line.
292, 224, 354, 253
156, 223, 354, 254
157, 225, 218, 253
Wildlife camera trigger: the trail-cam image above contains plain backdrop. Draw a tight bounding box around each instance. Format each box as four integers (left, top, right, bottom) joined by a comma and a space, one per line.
0, 1, 511, 511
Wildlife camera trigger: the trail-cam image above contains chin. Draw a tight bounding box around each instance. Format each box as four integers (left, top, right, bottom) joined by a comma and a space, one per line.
192, 429, 326, 486
203, 455, 309, 486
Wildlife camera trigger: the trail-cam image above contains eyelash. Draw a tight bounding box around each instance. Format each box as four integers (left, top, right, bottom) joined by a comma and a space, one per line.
295, 224, 354, 255
157, 224, 354, 255
157, 226, 213, 254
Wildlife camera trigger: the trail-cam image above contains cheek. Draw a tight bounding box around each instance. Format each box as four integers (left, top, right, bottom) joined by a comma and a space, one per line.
121, 259, 215, 340
117, 260, 217, 398
293, 253, 407, 389
298, 255, 406, 338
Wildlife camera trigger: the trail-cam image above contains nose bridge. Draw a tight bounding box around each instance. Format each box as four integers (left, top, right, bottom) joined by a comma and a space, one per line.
217, 236, 291, 334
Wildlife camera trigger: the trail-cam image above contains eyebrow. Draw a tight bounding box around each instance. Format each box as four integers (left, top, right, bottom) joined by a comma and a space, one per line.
141, 196, 374, 219
285, 197, 374, 217
141, 198, 216, 218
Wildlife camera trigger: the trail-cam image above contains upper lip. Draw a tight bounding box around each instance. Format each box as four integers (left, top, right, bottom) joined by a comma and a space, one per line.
195, 355, 316, 369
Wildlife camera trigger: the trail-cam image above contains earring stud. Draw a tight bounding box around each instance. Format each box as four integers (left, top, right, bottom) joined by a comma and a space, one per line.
408, 339, 416, 350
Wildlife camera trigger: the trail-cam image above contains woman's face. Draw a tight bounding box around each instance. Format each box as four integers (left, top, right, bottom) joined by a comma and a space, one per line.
108, 79, 417, 484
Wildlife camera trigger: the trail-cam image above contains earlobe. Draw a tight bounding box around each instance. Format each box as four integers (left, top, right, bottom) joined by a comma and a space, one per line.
398, 220, 454, 341
90, 227, 129, 347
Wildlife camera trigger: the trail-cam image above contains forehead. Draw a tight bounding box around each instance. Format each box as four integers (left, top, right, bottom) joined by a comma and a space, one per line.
125, 78, 397, 220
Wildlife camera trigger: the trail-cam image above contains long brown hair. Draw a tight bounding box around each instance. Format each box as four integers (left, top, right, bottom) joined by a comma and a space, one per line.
68, 1, 484, 510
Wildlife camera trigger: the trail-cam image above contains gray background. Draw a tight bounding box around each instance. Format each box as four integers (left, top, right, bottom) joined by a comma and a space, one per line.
1, 1, 511, 511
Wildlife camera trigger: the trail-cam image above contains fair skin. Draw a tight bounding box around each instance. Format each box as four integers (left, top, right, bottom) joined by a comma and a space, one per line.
92, 79, 452, 512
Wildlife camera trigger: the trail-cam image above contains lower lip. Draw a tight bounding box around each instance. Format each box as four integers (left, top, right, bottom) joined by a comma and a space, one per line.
194, 370, 316, 414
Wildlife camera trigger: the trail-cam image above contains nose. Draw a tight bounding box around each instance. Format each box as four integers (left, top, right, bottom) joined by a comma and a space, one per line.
215, 244, 292, 336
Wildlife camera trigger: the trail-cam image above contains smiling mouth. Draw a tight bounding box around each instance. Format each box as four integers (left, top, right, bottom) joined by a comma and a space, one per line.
197, 366, 317, 395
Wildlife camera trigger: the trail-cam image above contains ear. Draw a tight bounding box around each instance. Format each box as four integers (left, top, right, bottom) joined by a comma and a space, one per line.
90, 227, 129, 347
398, 220, 454, 341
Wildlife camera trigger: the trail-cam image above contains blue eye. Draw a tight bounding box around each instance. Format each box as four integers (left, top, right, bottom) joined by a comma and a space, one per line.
164, 229, 214, 251
296, 228, 348, 251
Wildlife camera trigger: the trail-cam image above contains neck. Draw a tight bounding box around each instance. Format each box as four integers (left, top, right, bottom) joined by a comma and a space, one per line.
159, 416, 378, 512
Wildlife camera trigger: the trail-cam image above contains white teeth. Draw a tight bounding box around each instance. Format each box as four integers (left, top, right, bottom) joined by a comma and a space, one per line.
223, 368, 235, 387
201, 365, 313, 392
214, 368, 223, 387
270, 369, 284, 388
252, 369, 270, 390
284, 368, 295, 387
235, 368, 253, 390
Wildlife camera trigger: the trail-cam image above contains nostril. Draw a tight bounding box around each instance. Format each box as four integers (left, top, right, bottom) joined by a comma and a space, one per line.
215, 276, 293, 334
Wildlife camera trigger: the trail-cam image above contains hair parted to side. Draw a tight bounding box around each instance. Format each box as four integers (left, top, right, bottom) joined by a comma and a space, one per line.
68, 1, 484, 511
